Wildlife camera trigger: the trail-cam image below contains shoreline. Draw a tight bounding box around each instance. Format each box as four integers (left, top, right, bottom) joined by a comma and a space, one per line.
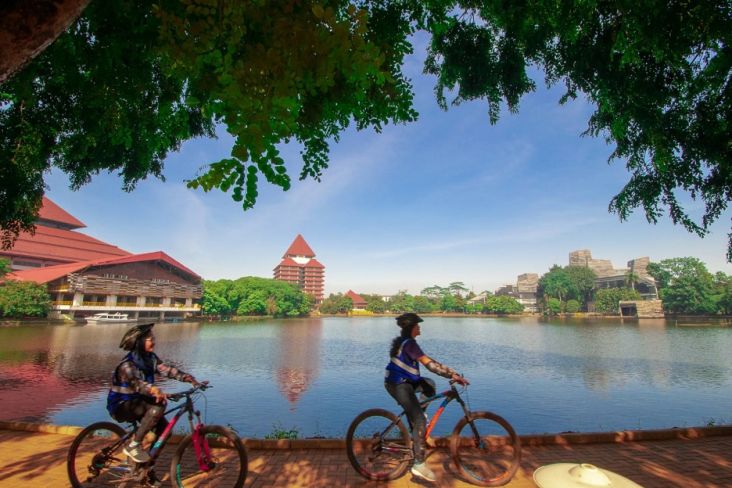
2, 420, 731, 449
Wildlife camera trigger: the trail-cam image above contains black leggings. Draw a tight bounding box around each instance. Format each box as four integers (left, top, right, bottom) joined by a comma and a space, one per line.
385, 381, 426, 463
114, 397, 168, 443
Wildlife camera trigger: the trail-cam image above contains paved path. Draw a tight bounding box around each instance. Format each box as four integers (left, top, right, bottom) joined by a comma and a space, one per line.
1, 429, 731, 487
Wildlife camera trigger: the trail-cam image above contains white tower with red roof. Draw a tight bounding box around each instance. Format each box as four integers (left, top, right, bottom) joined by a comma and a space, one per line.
273, 234, 325, 303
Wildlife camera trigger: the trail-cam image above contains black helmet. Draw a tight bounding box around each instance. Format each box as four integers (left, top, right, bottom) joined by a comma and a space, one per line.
396, 313, 423, 328
119, 323, 155, 351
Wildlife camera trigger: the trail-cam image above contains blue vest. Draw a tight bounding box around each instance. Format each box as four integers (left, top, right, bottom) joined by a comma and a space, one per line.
385, 338, 421, 384
106, 353, 157, 416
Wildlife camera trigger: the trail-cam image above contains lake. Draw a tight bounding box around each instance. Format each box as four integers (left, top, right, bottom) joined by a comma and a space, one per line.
1, 316, 731, 438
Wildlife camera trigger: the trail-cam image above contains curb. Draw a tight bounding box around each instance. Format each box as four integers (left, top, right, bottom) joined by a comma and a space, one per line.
2, 421, 731, 450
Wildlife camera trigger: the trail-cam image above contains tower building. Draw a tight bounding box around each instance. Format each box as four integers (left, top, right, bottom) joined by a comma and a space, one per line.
273, 234, 325, 303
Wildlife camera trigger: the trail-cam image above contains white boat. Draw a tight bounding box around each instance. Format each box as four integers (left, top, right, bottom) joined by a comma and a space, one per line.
85, 312, 139, 324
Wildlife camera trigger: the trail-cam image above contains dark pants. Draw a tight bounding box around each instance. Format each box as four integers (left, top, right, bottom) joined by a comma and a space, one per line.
385, 381, 426, 463
114, 397, 168, 443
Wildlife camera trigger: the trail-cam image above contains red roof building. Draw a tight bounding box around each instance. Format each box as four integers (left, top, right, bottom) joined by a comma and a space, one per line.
3, 197, 202, 321
345, 290, 367, 310
0, 197, 130, 270
273, 234, 325, 303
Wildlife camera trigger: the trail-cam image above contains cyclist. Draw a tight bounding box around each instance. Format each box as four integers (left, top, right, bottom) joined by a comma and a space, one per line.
106, 323, 202, 466
384, 313, 469, 483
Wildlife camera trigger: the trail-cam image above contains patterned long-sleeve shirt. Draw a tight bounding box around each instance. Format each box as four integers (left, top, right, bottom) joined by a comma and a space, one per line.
115, 353, 190, 397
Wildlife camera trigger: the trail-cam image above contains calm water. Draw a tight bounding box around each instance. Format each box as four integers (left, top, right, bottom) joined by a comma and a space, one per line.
1, 316, 731, 438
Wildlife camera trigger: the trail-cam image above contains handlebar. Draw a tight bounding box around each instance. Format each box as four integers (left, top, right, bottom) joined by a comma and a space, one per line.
167, 382, 211, 402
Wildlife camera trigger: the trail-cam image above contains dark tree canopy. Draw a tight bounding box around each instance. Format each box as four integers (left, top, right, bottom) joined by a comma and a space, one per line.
1, 0, 730, 258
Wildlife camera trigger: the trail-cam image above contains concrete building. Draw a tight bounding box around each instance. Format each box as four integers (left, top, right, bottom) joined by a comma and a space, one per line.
273, 234, 325, 303
569, 250, 659, 300
516, 273, 539, 312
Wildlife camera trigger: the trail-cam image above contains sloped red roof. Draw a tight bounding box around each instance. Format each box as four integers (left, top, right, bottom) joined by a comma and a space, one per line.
276, 257, 301, 268
6, 260, 93, 283
0, 225, 130, 263
345, 289, 366, 304
305, 258, 324, 268
7, 251, 201, 283
283, 234, 315, 258
38, 197, 86, 229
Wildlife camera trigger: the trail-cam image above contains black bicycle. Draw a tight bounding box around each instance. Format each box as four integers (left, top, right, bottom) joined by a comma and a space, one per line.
346, 381, 521, 487
67, 383, 248, 487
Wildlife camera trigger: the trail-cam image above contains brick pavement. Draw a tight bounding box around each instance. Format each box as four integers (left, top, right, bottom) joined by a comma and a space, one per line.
1, 428, 731, 488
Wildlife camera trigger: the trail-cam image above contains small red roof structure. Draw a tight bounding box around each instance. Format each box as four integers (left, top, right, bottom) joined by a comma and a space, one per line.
284, 234, 315, 257
345, 290, 367, 309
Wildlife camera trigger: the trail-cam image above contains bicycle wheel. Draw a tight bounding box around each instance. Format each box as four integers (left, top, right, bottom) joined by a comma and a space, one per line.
67, 421, 132, 487
170, 425, 248, 488
450, 411, 521, 487
346, 408, 412, 481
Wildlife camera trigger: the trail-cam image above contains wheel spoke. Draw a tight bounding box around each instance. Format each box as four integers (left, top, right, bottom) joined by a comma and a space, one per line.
346, 409, 411, 481
451, 412, 521, 487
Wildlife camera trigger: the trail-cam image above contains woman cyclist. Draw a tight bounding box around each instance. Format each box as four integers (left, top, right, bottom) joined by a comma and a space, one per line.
106, 323, 202, 466
384, 313, 469, 483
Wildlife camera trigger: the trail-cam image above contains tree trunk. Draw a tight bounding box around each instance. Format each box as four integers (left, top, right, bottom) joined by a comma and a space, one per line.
0, 0, 91, 84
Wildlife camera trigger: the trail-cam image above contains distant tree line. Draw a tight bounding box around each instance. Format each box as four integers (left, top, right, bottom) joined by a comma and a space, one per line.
537, 257, 732, 315
319, 281, 524, 315
202, 277, 313, 318
0, 258, 51, 318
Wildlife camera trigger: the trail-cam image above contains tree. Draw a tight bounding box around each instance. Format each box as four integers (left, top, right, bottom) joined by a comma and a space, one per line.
2, 0, 730, 260
361, 294, 387, 313
0, 280, 51, 317
647, 257, 716, 314
712, 272, 732, 315
484, 295, 523, 315
202, 276, 312, 317
447, 281, 468, 298
564, 266, 597, 308
625, 271, 641, 291
539, 266, 572, 303
319, 293, 353, 314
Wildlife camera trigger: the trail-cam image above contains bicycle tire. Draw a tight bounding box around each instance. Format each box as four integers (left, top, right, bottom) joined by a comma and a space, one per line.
67, 421, 130, 487
170, 425, 248, 488
450, 411, 521, 487
346, 408, 412, 481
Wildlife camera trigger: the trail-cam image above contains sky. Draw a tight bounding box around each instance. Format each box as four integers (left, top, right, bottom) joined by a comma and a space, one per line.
44, 35, 732, 296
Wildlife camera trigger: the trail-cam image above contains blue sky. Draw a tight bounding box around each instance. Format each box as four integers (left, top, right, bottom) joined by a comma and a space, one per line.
44, 36, 732, 296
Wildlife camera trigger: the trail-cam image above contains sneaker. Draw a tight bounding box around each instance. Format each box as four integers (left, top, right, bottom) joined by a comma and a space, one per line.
411, 461, 436, 482
123, 443, 151, 464
146, 469, 162, 487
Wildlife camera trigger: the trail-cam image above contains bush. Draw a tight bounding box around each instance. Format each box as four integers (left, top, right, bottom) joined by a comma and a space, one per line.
0, 280, 51, 318
594, 288, 642, 314
545, 298, 562, 315
565, 299, 580, 313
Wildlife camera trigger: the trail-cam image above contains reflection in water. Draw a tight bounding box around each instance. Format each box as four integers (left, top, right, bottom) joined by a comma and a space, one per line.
1, 317, 731, 436
275, 319, 322, 408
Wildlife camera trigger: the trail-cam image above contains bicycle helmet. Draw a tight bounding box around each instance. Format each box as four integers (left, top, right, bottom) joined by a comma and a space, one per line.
119, 323, 155, 351
396, 312, 423, 328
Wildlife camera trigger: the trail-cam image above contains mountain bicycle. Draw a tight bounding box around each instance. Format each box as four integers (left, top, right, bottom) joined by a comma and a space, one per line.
346, 380, 521, 487
67, 383, 248, 487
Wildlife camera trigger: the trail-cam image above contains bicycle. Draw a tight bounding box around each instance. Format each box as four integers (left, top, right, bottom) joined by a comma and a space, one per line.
346, 380, 521, 487
67, 383, 248, 487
